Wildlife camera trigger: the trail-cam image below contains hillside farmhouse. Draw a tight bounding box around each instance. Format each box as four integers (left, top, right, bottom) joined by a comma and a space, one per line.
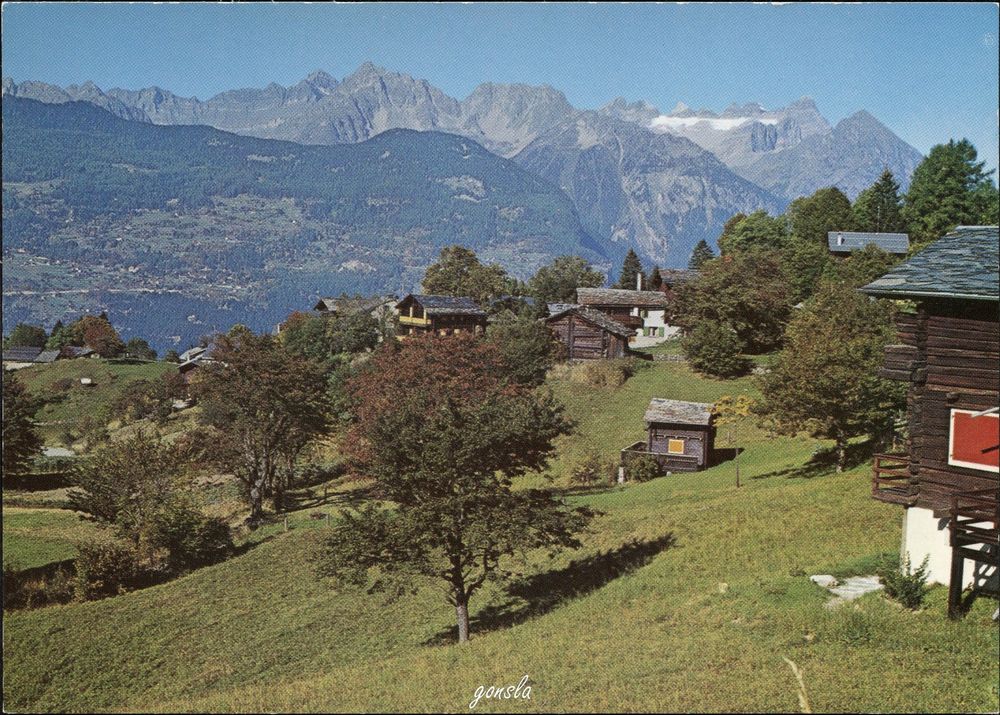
862, 225, 998, 616
544, 304, 633, 360
395, 294, 487, 337
576, 286, 672, 338
828, 231, 910, 257
620, 398, 717, 475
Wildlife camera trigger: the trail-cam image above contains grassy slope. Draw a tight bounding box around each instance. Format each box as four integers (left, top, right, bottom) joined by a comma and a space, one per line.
3, 362, 997, 713
15, 358, 175, 445
1, 508, 97, 570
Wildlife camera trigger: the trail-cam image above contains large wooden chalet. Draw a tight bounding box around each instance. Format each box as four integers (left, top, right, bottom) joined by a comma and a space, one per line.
861, 225, 998, 616
576, 287, 670, 337
395, 294, 487, 336
621, 398, 716, 475
544, 304, 633, 360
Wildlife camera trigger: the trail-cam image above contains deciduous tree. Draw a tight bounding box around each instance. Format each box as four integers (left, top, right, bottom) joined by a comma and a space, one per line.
421, 245, 510, 305
196, 332, 330, 521
528, 255, 606, 304
757, 280, 904, 472
316, 334, 591, 643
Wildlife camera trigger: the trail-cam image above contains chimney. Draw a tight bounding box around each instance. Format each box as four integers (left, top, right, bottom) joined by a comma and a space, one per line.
837, 232, 844, 246
636, 272, 642, 291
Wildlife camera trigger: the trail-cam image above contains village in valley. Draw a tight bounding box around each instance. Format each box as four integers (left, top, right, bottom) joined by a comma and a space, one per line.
2, 4, 999, 714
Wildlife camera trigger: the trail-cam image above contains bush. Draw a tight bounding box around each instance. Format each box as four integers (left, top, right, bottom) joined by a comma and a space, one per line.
626, 454, 661, 483
145, 500, 234, 573
75, 536, 141, 600
879, 554, 930, 610
571, 450, 615, 487
681, 322, 752, 378
573, 358, 640, 388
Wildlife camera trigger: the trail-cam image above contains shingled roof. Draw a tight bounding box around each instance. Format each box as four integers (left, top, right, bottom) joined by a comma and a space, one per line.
544, 304, 634, 337
657, 269, 700, 285
860, 226, 999, 302
828, 231, 910, 255
576, 287, 669, 308
2, 346, 43, 362
398, 294, 487, 316
644, 398, 714, 426
314, 295, 395, 314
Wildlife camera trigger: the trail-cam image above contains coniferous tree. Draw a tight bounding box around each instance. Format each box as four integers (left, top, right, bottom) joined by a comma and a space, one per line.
852, 169, 905, 233
904, 139, 995, 244
649, 266, 664, 290
615, 249, 645, 289
688, 239, 715, 269
2, 374, 43, 478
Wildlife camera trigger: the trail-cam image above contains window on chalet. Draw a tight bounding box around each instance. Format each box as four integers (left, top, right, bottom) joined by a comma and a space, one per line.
667, 438, 685, 455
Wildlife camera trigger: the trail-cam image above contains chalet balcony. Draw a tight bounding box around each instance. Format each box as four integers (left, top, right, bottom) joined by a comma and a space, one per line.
871, 452, 916, 506
620, 441, 701, 474
398, 314, 431, 326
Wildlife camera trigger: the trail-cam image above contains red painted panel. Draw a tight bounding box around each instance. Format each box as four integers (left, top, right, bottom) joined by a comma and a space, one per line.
949, 410, 999, 472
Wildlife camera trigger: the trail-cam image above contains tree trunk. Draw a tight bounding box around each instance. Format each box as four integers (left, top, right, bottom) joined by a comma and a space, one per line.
456, 599, 470, 644
835, 439, 846, 473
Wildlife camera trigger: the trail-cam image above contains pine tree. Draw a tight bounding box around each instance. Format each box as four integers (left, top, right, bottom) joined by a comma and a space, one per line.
615, 249, 645, 289
852, 169, 905, 233
649, 266, 663, 290
904, 139, 994, 244
688, 239, 715, 269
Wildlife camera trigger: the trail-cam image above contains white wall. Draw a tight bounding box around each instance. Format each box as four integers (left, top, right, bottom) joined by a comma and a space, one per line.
901, 506, 997, 588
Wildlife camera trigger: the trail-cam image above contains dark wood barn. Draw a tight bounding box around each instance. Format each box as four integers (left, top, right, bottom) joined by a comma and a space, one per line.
621, 398, 716, 474
543, 305, 633, 360
395, 294, 487, 337
862, 225, 998, 616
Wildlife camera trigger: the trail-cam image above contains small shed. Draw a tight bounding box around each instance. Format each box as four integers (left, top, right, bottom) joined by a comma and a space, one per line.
543, 304, 633, 360
621, 398, 716, 473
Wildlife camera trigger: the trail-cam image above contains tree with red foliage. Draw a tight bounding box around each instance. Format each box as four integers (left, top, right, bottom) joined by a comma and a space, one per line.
69, 314, 125, 358
316, 333, 591, 643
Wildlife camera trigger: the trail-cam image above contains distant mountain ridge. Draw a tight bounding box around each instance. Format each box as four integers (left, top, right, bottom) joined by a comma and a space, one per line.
3, 64, 925, 266
2, 96, 605, 349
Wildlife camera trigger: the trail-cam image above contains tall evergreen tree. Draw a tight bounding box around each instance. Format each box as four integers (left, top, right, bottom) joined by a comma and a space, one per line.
688, 239, 715, 269
904, 139, 994, 244
4, 323, 47, 349
852, 169, 905, 233
2, 374, 43, 478
615, 249, 645, 289
648, 266, 664, 290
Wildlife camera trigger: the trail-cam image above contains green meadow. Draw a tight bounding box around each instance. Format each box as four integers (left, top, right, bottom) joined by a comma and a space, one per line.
3, 359, 997, 712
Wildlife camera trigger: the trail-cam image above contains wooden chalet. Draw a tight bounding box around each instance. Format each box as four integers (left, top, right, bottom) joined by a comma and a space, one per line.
576, 287, 670, 336
620, 398, 716, 475
544, 304, 633, 360
861, 225, 998, 616
395, 294, 487, 336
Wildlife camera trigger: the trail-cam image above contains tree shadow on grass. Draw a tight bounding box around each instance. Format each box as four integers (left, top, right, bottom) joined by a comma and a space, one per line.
752, 441, 876, 481
425, 533, 676, 645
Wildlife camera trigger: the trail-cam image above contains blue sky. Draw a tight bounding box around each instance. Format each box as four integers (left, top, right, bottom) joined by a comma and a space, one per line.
3, 2, 998, 172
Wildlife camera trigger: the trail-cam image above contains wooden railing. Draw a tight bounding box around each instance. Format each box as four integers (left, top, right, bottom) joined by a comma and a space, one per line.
947, 486, 999, 618
620, 443, 701, 473
871, 452, 915, 505
398, 315, 431, 326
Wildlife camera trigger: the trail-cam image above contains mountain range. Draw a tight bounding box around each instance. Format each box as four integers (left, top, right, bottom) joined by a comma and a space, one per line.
4, 63, 924, 265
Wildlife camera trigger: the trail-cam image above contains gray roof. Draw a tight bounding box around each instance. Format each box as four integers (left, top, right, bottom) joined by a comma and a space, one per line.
828, 231, 909, 254
315, 295, 396, 314
657, 269, 699, 285
644, 398, 714, 426
860, 226, 999, 302
61, 345, 94, 358
544, 304, 634, 337
35, 350, 60, 363
399, 294, 486, 316
576, 287, 669, 308
2, 346, 43, 362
